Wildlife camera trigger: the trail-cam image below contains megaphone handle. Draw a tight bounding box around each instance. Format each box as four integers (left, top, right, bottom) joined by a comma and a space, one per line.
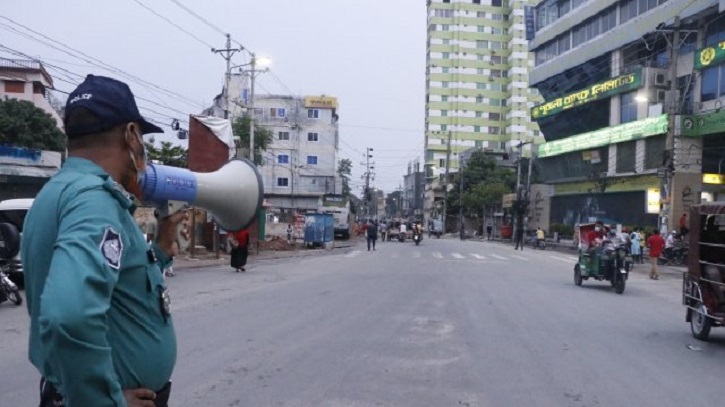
154, 201, 190, 219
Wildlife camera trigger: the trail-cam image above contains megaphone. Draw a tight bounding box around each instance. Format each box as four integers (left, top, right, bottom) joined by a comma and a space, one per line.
140, 158, 264, 232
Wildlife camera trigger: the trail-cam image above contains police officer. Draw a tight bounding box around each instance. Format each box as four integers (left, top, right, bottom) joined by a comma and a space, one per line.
23, 75, 187, 407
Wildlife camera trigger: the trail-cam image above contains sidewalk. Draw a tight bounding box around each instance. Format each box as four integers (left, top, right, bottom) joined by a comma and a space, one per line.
173, 241, 357, 271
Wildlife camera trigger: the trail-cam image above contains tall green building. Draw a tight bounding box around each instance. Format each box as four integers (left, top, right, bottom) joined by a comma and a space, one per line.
425, 0, 542, 181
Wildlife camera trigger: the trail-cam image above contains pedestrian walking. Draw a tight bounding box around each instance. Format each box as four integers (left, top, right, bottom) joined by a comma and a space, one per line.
22, 75, 187, 406
230, 229, 250, 272
164, 240, 180, 277
647, 229, 665, 280
630, 229, 641, 265
367, 220, 378, 251
639, 228, 647, 264
514, 224, 525, 251
486, 217, 493, 240
286, 223, 293, 244
379, 222, 387, 242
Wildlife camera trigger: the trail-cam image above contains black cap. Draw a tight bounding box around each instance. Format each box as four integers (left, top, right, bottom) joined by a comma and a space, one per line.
64, 75, 163, 137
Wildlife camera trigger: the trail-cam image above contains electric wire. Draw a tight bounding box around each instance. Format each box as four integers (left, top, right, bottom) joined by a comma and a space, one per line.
130, 0, 215, 49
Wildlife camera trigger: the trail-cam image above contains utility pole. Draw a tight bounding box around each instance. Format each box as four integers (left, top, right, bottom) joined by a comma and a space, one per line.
442, 130, 452, 232
249, 54, 257, 162
212, 34, 241, 120
210, 34, 240, 259
662, 16, 680, 234
364, 148, 374, 218
459, 154, 465, 240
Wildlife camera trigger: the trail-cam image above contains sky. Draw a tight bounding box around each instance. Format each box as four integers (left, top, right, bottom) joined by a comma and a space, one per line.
1, 0, 427, 195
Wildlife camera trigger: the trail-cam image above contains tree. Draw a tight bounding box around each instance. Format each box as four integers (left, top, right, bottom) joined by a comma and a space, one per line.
231, 115, 273, 166
446, 151, 516, 215
462, 182, 510, 217
0, 98, 65, 151
337, 158, 353, 197
145, 141, 188, 168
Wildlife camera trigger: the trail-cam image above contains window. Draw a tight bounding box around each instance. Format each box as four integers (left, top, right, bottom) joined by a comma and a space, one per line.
307, 132, 319, 141
701, 66, 719, 102
442, 95, 449, 102
442, 81, 449, 88
473, 0, 481, 4
489, 127, 500, 134
441, 124, 448, 131
442, 39, 450, 45
277, 178, 289, 187
477, 83, 486, 89
616, 140, 636, 173
620, 92, 638, 124
442, 52, 450, 59
441, 110, 448, 117
476, 96, 484, 103
474, 125, 481, 132
557, 34, 570, 54
478, 26, 486, 33
4, 81, 24, 93
477, 68, 485, 74
442, 24, 450, 31
442, 67, 449, 73
307, 155, 318, 165
477, 40, 488, 49
490, 41, 502, 50
600, 7, 617, 32
475, 140, 483, 148
490, 98, 502, 106
491, 69, 502, 77
492, 27, 503, 35
492, 0, 502, 7
477, 11, 486, 18
476, 111, 483, 117
492, 14, 503, 21
308, 109, 320, 119
278, 131, 290, 140
489, 112, 501, 121
620, 0, 637, 23
435, 9, 454, 18
277, 154, 289, 164
645, 135, 666, 170
491, 55, 502, 64
270, 108, 286, 118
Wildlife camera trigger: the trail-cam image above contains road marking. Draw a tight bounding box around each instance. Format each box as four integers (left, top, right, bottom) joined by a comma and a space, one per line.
489, 254, 507, 260
510, 255, 528, 261
549, 255, 573, 263
345, 250, 361, 258
451, 253, 465, 259
432, 252, 444, 259
470, 254, 486, 260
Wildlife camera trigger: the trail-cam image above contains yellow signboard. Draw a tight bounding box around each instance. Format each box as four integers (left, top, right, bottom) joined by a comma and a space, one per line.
502, 193, 516, 208
703, 173, 725, 185
647, 188, 661, 214
304, 96, 338, 109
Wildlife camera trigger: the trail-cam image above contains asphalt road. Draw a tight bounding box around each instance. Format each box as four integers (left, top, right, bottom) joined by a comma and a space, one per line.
1, 238, 723, 406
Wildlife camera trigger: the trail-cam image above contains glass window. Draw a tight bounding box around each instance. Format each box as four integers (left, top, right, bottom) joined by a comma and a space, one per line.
490, 112, 501, 120
474, 125, 481, 132
477, 40, 488, 48
442, 81, 449, 88
489, 127, 500, 134
491, 55, 502, 64
616, 140, 636, 173
476, 96, 484, 103
441, 124, 448, 131
277, 178, 289, 187
492, 0, 502, 7
644, 135, 666, 170
476, 111, 483, 117
477, 82, 486, 89
442, 52, 450, 59
278, 131, 290, 141
441, 95, 448, 102
558, 0, 571, 16
701, 67, 718, 102
620, 91, 638, 124
557, 34, 570, 53
620, 0, 637, 23
307, 109, 319, 119
441, 110, 448, 117
307, 132, 319, 141
277, 154, 289, 164
478, 26, 485, 32
307, 156, 318, 165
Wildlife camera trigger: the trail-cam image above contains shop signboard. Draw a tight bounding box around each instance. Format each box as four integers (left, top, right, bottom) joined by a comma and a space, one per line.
680, 110, 725, 137
531, 70, 642, 120
538, 115, 668, 158
694, 40, 725, 70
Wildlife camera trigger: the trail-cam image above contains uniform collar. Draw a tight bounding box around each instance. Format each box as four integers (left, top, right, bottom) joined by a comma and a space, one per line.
62, 157, 137, 212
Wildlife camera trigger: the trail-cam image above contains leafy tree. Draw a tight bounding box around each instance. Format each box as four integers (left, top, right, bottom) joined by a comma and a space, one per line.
461, 182, 510, 217
0, 98, 65, 151
337, 158, 353, 197
231, 115, 273, 166
145, 141, 188, 168
446, 151, 516, 215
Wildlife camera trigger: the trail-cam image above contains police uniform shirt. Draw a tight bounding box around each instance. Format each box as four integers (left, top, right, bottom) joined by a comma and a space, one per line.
23, 157, 176, 406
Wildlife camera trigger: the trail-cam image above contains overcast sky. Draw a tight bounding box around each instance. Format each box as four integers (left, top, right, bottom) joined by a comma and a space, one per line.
1, 0, 426, 194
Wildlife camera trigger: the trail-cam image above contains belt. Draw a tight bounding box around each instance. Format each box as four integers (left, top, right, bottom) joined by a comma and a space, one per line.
40, 378, 172, 407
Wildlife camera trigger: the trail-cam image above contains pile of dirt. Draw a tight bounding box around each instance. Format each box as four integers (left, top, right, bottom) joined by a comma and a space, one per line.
258, 236, 294, 251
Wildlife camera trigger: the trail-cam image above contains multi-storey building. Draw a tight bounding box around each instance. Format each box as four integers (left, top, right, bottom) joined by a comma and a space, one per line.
254, 95, 342, 216
528, 0, 723, 230
0, 58, 63, 126
403, 159, 426, 218
424, 0, 543, 219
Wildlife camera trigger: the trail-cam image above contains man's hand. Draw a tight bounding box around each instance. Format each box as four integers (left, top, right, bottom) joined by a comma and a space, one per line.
157, 209, 189, 257
123, 388, 156, 407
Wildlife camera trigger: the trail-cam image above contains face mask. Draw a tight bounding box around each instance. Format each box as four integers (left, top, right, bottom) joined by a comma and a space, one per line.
127, 130, 147, 181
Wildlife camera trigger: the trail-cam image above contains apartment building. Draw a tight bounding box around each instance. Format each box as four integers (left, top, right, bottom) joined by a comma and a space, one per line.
528, 0, 722, 230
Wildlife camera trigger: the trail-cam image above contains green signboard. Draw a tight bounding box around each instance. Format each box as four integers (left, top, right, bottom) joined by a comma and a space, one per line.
531, 70, 643, 120
537, 115, 668, 158
681, 110, 725, 137
694, 41, 725, 70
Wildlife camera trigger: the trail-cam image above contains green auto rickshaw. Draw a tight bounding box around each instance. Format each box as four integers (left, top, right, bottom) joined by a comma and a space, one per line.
574, 223, 632, 294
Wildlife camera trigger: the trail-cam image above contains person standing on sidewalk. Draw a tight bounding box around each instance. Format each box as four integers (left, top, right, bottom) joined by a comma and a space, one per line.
367, 220, 378, 251
629, 229, 641, 265
379, 222, 387, 242
647, 229, 665, 280
486, 217, 493, 240
230, 229, 250, 272
514, 223, 525, 251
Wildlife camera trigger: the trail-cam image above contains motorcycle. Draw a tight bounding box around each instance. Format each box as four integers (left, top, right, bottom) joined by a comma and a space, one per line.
413, 233, 421, 246
0, 267, 22, 306
660, 245, 689, 266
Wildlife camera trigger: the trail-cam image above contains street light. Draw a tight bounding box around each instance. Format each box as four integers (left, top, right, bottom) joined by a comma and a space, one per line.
635, 93, 650, 103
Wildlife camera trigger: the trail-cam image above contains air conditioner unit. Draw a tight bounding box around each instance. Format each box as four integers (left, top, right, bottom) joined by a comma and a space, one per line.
656, 89, 667, 103
654, 73, 668, 87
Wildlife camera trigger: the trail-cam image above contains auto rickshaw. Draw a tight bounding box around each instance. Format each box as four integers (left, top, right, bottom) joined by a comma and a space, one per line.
682, 203, 725, 341
573, 223, 631, 294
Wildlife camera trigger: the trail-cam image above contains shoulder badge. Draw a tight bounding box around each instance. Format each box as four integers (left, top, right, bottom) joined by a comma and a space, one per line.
100, 228, 123, 270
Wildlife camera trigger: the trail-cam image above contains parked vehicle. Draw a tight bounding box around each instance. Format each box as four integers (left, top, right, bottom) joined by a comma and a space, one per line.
319, 199, 353, 240
682, 203, 725, 341
573, 223, 632, 294
660, 245, 689, 266
0, 198, 33, 287
428, 219, 443, 239
0, 222, 22, 306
